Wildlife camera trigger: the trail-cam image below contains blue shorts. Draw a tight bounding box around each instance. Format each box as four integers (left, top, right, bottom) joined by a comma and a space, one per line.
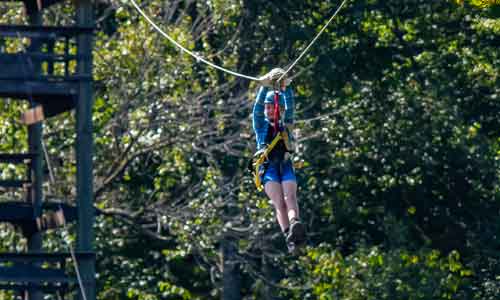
261, 160, 296, 185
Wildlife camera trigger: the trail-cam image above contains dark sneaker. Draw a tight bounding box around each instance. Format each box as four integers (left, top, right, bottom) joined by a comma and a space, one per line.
287, 219, 306, 245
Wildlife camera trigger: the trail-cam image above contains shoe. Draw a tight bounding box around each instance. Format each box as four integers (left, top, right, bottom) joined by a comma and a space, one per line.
287, 219, 306, 245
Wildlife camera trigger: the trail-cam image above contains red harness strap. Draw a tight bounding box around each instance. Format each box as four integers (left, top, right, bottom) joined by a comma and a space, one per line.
273, 90, 280, 135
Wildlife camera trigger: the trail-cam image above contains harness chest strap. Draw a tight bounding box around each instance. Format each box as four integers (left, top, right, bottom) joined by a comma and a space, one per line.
273, 90, 280, 135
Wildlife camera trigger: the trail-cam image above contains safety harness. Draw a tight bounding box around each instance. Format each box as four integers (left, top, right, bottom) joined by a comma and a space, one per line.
253, 131, 287, 191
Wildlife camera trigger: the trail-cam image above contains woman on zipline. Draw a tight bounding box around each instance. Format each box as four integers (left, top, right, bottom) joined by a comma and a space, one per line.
252, 68, 305, 253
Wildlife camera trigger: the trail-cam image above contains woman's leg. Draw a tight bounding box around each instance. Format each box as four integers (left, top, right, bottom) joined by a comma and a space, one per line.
264, 181, 289, 232
283, 180, 305, 244
282, 180, 299, 221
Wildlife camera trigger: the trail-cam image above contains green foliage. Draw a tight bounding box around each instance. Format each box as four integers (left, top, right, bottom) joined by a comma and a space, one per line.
289, 245, 473, 300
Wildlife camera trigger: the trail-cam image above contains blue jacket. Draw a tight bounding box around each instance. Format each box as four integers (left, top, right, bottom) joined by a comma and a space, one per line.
252, 86, 294, 150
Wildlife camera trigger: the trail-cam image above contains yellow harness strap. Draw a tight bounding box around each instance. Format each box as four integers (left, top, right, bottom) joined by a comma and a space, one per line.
253, 131, 285, 191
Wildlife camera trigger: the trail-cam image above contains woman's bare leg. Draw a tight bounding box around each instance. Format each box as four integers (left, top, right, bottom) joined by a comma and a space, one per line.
282, 180, 305, 244
264, 181, 289, 232
282, 180, 299, 222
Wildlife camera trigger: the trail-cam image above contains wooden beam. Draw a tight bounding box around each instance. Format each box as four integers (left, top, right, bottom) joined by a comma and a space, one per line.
36, 208, 66, 231
0, 153, 35, 163
20, 105, 44, 125
0, 180, 31, 188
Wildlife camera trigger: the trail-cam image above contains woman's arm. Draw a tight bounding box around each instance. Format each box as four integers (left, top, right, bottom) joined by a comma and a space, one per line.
252, 86, 269, 149
283, 86, 294, 126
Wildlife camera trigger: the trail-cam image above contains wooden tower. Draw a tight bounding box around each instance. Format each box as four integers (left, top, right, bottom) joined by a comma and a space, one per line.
0, 0, 95, 299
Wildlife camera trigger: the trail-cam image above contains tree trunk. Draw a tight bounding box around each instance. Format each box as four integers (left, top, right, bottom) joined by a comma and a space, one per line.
221, 237, 241, 300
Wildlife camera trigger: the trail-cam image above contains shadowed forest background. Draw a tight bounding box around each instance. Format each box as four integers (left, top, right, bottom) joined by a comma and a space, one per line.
0, 0, 499, 299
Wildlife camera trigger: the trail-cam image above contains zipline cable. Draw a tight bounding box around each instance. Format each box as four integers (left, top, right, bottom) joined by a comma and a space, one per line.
129, 0, 260, 81
277, 0, 349, 82
129, 0, 349, 83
